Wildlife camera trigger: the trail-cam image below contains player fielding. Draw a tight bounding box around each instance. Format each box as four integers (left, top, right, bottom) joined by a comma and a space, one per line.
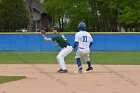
42, 27, 73, 73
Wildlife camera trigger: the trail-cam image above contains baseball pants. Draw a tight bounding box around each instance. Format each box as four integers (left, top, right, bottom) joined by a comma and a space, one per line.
75, 48, 90, 62
56, 46, 73, 70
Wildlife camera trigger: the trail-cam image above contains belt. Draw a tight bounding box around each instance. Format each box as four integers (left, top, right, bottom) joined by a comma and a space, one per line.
63, 45, 70, 48
79, 47, 84, 49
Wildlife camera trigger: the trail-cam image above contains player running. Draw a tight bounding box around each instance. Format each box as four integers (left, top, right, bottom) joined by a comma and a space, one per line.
74, 22, 93, 73
42, 27, 73, 73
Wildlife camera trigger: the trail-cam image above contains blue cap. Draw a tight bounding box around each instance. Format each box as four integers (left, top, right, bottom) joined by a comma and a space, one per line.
78, 22, 86, 31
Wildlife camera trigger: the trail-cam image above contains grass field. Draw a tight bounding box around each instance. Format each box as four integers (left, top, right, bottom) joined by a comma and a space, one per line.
0, 76, 26, 84
0, 51, 140, 64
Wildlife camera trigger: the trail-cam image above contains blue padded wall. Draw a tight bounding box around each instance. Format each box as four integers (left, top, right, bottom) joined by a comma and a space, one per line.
0, 33, 140, 51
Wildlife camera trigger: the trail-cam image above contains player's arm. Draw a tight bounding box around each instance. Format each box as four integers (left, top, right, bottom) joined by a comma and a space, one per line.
89, 34, 93, 47
54, 43, 59, 47
44, 37, 52, 41
89, 42, 93, 47
41, 30, 52, 41
73, 33, 79, 49
74, 42, 79, 49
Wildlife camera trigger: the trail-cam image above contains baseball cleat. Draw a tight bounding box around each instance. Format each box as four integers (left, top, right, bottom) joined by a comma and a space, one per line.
86, 67, 93, 71
78, 67, 83, 73
57, 69, 63, 72
57, 69, 68, 73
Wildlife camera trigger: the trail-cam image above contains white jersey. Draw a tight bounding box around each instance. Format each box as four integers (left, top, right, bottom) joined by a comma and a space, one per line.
75, 31, 93, 49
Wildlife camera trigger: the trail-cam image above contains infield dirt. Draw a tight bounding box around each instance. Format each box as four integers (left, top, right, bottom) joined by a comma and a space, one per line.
0, 64, 140, 93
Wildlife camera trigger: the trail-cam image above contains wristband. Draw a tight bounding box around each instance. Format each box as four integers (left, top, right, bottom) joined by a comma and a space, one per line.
44, 37, 47, 40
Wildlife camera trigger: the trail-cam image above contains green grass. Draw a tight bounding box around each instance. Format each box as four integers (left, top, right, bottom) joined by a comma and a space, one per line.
0, 76, 26, 84
0, 51, 140, 65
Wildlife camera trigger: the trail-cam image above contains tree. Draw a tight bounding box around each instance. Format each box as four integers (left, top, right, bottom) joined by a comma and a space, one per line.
44, 0, 140, 32
44, 0, 71, 31
0, 0, 29, 31
117, 0, 140, 32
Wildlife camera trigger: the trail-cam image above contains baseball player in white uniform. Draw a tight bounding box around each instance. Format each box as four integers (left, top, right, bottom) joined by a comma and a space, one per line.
74, 22, 93, 73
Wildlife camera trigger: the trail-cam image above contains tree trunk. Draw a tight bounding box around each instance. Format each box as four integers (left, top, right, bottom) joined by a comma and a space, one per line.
58, 18, 62, 31
61, 18, 64, 31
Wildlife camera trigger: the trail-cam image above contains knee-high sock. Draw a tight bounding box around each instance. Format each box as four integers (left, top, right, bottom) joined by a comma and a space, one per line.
76, 58, 82, 68
87, 61, 92, 68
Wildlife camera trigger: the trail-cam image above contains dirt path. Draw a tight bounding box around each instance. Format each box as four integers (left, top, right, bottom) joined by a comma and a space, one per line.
0, 64, 140, 93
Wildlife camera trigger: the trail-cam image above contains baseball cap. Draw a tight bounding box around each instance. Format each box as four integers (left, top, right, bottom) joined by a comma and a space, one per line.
51, 26, 60, 31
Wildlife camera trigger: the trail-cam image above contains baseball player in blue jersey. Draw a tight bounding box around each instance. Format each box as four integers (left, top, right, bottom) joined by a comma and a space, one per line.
74, 22, 93, 73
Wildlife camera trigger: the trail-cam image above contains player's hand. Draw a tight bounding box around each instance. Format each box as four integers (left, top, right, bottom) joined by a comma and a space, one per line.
54, 45, 58, 47
72, 48, 75, 51
54, 44, 59, 47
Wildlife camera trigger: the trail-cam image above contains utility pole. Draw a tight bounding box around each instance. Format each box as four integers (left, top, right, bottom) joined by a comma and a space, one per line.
23, 0, 33, 32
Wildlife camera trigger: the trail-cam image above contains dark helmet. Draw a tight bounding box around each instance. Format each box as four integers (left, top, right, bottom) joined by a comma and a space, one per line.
78, 21, 86, 31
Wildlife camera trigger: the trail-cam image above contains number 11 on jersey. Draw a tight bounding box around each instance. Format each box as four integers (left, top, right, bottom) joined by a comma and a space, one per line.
83, 36, 87, 42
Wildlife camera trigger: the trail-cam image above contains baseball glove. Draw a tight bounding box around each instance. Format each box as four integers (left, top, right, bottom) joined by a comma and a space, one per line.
41, 30, 46, 36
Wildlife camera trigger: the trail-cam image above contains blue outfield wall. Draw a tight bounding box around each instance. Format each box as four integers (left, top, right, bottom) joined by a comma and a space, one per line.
0, 33, 140, 51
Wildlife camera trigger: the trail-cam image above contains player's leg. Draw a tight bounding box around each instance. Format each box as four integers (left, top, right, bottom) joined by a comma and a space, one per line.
75, 50, 83, 73
60, 46, 73, 58
80, 48, 93, 71
56, 54, 63, 71
56, 49, 67, 72
84, 54, 93, 71
56, 46, 73, 73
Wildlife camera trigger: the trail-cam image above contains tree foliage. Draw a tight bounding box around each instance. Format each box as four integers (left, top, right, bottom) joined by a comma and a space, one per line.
44, 0, 140, 32
0, 0, 29, 31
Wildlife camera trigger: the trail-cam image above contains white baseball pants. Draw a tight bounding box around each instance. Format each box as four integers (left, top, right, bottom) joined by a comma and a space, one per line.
56, 46, 73, 70
75, 48, 90, 62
